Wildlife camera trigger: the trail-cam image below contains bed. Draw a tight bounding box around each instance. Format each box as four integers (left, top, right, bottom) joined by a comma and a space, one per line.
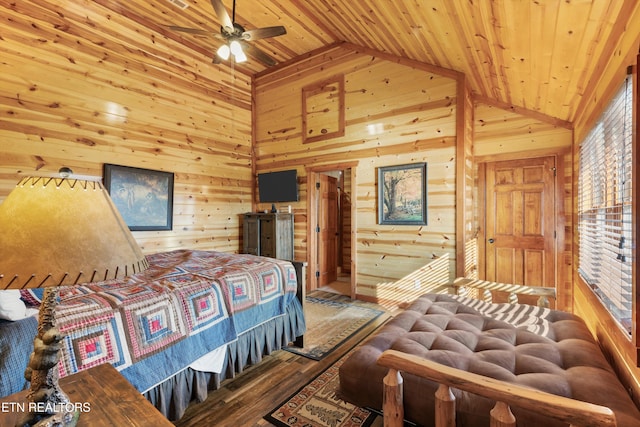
338, 291, 640, 427
0, 249, 306, 421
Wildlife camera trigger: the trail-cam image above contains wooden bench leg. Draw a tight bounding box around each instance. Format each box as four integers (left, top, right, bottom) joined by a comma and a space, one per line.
435, 384, 455, 427
383, 369, 404, 427
490, 401, 516, 427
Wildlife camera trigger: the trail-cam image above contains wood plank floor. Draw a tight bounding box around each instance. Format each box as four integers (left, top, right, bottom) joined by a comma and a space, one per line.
172, 296, 392, 427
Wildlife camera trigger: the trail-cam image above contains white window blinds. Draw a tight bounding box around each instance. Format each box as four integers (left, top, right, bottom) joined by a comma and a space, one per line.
578, 75, 633, 335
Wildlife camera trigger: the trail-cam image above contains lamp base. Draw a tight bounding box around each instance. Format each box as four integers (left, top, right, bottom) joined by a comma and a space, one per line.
17, 288, 80, 427
18, 408, 80, 427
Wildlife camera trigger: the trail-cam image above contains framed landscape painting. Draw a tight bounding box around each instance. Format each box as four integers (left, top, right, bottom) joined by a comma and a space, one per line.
104, 164, 174, 231
378, 162, 427, 225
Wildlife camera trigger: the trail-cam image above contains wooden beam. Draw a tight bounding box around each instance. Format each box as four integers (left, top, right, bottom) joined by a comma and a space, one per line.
474, 95, 572, 129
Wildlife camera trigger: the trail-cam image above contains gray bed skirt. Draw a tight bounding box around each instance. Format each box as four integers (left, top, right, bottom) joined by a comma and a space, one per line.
144, 297, 305, 421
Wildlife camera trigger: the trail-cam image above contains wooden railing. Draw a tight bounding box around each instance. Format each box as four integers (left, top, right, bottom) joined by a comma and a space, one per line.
450, 277, 557, 308
377, 349, 617, 427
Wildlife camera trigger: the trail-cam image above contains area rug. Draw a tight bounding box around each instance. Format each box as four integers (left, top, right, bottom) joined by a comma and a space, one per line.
264, 346, 378, 427
285, 293, 387, 360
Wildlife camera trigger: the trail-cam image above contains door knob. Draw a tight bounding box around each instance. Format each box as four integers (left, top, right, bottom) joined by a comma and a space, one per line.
488, 238, 495, 243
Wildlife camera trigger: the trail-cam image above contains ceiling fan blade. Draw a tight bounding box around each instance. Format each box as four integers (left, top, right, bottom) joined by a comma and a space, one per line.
240, 42, 277, 67
167, 25, 218, 37
242, 26, 287, 41
210, 0, 234, 32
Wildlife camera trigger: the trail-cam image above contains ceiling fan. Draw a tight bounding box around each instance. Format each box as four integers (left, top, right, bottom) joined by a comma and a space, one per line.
168, 0, 286, 66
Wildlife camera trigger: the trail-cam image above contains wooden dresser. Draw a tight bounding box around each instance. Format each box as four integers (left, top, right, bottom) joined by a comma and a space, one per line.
242, 212, 294, 260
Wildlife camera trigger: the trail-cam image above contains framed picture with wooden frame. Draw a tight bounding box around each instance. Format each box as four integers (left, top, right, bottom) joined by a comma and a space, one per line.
103, 164, 174, 231
378, 162, 428, 225
302, 74, 345, 143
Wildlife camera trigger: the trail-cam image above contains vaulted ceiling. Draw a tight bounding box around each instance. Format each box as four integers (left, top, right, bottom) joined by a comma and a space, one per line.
97, 0, 639, 124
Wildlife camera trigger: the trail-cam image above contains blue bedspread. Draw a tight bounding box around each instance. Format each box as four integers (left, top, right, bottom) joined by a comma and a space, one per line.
0, 249, 302, 396
0, 315, 37, 397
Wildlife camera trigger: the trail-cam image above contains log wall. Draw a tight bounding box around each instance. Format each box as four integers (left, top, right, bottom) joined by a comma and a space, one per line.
254, 44, 461, 299
0, 0, 252, 255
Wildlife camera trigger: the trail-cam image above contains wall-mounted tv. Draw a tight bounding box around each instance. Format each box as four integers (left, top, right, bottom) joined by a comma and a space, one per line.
258, 169, 299, 204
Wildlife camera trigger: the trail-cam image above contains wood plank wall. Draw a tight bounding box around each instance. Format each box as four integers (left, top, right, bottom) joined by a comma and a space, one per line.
253, 42, 578, 302
254, 44, 461, 299
0, 0, 253, 255
459, 75, 476, 279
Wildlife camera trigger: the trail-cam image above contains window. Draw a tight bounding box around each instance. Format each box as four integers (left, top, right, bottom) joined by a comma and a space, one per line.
578, 75, 633, 335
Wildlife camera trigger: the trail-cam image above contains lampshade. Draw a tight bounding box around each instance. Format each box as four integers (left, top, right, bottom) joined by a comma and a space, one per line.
0, 171, 148, 427
0, 174, 148, 289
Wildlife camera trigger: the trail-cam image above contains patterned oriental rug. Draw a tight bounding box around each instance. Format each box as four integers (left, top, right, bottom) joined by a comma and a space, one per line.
264, 346, 379, 427
284, 292, 387, 360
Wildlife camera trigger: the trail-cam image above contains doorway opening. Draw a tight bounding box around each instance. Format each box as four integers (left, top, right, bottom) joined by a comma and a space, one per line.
307, 163, 357, 299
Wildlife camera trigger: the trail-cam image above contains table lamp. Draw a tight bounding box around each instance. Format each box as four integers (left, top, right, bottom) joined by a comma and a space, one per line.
0, 168, 149, 427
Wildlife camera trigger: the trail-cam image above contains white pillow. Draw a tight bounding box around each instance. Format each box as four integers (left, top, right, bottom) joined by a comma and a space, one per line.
0, 290, 38, 321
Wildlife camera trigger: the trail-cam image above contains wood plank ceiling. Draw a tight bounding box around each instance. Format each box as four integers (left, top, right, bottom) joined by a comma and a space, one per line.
91, 0, 638, 123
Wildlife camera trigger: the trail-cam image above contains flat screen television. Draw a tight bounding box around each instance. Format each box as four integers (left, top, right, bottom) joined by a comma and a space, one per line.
258, 169, 299, 204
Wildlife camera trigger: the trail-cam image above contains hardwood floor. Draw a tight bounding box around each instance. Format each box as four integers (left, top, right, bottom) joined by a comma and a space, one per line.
172, 296, 391, 427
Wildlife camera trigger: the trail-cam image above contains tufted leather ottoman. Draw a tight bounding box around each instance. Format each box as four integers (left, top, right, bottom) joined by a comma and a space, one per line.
338, 294, 640, 427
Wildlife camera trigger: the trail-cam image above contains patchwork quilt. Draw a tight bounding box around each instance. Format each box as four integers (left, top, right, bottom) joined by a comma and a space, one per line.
13, 250, 299, 394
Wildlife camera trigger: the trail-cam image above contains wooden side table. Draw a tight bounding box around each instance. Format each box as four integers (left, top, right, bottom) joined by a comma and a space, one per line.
0, 363, 173, 427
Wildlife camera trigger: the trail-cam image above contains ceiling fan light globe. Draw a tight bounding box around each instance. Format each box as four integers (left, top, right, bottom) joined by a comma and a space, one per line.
234, 49, 247, 63
229, 40, 243, 55
217, 44, 230, 60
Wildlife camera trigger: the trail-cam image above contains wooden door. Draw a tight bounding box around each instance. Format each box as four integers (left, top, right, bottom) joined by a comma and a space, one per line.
485, 157, 556, 301
317, 174, 338, 286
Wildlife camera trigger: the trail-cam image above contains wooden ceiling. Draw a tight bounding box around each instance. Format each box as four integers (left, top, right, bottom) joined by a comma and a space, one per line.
95, 0, 639, 123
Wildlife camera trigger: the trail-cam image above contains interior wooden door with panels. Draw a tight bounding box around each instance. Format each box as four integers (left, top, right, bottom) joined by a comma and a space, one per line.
484, 156, 557, 304
317, 174, 339, 287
